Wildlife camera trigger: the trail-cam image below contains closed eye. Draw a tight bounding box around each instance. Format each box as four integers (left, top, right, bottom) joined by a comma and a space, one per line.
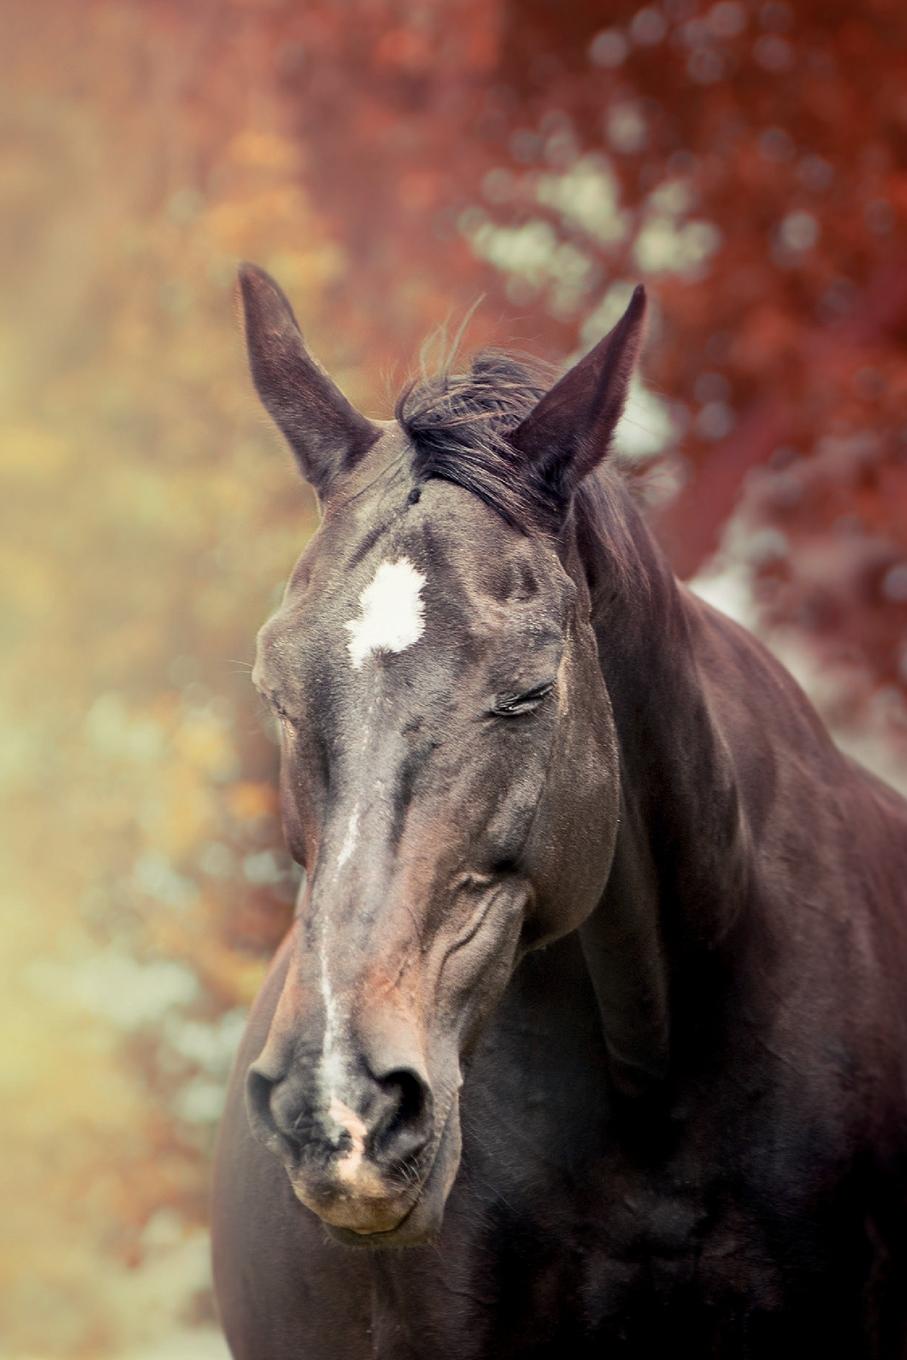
490, 682, 554, 718
256, 684, 296, 726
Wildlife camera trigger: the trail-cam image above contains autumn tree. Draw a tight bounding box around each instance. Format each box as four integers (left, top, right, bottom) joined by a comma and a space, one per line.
2, 1, 904, 1356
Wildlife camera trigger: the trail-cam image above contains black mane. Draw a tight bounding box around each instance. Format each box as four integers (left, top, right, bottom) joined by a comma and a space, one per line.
396, 348, 558, 532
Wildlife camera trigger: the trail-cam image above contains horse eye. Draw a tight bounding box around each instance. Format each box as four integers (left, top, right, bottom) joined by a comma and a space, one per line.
261, 688, 295, 726
491, 682, 554, 718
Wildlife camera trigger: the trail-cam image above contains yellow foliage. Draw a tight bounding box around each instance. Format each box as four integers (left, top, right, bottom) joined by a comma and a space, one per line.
0, 3, 322, 1354
226, 780, 277, 822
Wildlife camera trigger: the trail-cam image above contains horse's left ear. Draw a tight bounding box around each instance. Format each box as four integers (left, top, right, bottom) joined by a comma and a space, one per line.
510, 286, 647, 501
237, 262, 379, 495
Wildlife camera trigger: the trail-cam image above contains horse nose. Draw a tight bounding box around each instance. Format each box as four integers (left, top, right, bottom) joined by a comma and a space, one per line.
245, 1060, 299, 1158
357, 1011, 434, 1167
244, 1054, 433, 1174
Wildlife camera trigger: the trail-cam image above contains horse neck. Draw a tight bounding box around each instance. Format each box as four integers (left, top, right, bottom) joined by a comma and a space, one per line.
566, 479, 756, 1096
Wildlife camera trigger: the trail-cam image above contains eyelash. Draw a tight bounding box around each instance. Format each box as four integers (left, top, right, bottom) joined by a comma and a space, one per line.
491, 682, 555, 718
259, 683, 552, 724
259, 687, 295, 726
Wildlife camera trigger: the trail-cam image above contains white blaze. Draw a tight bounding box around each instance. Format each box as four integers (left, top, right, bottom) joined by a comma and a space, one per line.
319, 803, 362, 1120
345, 558, 426, 669
321, 577, 428, 1163
318, 954, 344, 1110
336, 808, 359, 868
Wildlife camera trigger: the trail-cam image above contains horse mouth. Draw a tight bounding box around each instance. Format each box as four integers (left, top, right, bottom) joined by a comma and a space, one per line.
323, 1189, 422, 1248
319, 1099, 458, 1249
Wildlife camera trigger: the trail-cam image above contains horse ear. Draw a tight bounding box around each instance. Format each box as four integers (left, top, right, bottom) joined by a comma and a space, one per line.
237, 263, 379, 494
510, 286, 647, 501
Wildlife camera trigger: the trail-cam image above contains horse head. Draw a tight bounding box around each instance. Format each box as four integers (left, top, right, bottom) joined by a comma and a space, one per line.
237, 264, 645, 1246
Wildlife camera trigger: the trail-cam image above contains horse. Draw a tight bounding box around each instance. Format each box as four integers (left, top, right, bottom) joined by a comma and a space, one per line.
211, 263, 907, 1358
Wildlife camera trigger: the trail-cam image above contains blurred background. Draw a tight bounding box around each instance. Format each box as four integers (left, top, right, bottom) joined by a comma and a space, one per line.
2, 1, 905, 1354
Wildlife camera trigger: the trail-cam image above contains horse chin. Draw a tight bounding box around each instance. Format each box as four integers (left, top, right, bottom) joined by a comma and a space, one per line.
323, 1099, 462, 1251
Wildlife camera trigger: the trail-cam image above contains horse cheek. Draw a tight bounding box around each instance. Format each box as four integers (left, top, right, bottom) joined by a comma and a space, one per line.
525, 652, 619, 942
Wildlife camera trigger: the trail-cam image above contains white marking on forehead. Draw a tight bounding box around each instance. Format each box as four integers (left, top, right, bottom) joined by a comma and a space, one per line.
345, 557, 426, 669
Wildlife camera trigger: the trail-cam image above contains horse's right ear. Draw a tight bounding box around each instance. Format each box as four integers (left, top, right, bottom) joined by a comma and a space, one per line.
237, 263, 379, 495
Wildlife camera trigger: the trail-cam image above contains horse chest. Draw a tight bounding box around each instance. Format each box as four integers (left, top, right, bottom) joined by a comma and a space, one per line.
215, 936, 883, 1359
365, 1121, 848, 1360
364, 1144, 789, 1359
361, 1023, 782, 1356
363, 981, 865, 1358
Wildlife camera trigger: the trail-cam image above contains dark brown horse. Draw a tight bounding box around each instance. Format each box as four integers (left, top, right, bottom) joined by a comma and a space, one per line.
212, 264, 907, 1358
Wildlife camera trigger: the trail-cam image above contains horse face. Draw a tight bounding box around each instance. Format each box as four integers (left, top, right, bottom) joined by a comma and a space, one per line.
246, 454, 620, 1244
235, 263, 643, 1244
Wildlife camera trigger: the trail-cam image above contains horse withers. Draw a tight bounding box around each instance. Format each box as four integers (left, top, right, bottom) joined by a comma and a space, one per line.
212, 264, 907, 1358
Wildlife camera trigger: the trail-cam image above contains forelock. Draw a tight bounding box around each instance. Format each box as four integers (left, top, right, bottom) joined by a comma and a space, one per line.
395, 349, 560, 533
393, 342, 643, 599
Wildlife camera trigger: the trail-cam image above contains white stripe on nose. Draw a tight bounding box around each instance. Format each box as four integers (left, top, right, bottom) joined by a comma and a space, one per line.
327, 1096, 367, 1181
337, 809, 360, 868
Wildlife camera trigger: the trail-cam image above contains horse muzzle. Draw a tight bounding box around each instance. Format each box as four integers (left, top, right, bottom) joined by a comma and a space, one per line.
245, 1037, 459, 1243
315, 1096, 462, 1247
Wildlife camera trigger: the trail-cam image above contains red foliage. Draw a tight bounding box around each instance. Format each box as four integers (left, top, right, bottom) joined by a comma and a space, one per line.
256, 0, 907, 734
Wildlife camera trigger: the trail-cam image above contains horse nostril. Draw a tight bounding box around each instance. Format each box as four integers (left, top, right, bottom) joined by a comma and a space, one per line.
246, 1063, 293, 1155
373, 1065, 434, 1165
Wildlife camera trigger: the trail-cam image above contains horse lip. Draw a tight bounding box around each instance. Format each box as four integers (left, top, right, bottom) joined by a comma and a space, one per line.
320, 1099, 457, 1248
328, 1188, 421, 1244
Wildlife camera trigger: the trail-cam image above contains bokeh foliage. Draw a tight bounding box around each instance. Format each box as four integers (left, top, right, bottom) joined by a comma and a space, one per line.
1, 1, 905, 1355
